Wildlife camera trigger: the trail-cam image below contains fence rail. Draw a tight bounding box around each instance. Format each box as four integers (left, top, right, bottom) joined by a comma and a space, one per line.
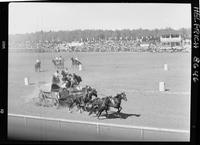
8, 113, 190, 141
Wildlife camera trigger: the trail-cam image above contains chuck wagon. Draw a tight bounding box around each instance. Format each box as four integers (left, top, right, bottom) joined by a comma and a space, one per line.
33, 83, 86, 107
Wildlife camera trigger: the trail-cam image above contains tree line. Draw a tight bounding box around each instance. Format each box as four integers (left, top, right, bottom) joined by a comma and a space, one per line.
9, 28, 191, 44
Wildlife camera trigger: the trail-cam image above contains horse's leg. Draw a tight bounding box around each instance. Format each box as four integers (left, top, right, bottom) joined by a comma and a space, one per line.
97, 109, 104, 119
75, 100, 81, 111
79, 105, 82, 113
56, 99, 60, 109
85, 103, 89, 112
105, 109, 108, 117
118, 106, 122, 113
55, 98, 59, 108
68, 102, 74, 113
57, 104, 60, 109
97, 110, 101, 118
76, 105, 80, 111
68, 104, 73, 113
80, 102, 85, 113
89, 105, 95, 115
82, 102, 86, 112
68, 107, 71, 113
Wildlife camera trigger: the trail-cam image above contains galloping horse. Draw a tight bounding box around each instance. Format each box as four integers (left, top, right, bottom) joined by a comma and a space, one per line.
35, 61, 41, 72
57, 85, 97, 113
71, 73, 82, 87
108, 92, 127, 113
88, 92, 127, 118
68, 86, 96, 113
88, 96, 111, 118
88, 96, 112, 118
52, 58, 64, 69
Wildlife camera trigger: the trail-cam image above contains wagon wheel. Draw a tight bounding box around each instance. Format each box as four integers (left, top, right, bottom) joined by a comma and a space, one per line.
51, 92, 59, 105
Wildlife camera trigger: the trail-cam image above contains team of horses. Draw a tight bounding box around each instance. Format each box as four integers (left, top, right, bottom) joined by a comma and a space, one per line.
34, 56, 127, 119
37, 86, 127, 119
35, 71, 127, 119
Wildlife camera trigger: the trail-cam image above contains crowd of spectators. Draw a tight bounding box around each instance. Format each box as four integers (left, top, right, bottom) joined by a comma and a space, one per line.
9, 37, 190, 53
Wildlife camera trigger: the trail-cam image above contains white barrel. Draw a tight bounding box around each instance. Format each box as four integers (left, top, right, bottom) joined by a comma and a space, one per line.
79, 64, 82, 71
164, 64, 168, 71
159, 82, 165, 91
24, 77, 29, 85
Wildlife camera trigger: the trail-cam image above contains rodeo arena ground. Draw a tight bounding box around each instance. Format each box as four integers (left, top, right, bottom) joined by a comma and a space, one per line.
8, 51, 190, 141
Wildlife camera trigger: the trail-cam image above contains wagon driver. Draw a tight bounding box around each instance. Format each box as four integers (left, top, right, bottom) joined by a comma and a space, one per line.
51, 70, 61, 99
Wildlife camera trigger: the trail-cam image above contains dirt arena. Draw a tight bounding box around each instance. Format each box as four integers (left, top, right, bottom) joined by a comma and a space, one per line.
8, 51, 191, 131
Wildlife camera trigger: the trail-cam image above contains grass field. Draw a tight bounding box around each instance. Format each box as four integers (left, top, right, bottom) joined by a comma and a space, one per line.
8, 51, 191, 131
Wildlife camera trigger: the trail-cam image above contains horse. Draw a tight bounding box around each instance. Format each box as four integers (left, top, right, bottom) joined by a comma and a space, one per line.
82, 88, 98, 111
88, 96, 112, 118
57, 94, 78, 112
57, 87, 81, 112
71, 57, 82, 68
108, 92, 127, 113
35, 61, 41, 72
57, 85, 96, 113
88, 92, 127, 118
88, 96, 111, 118
70, 86, 97, 113
71, 73, 82, 87
52, 58, 64, 69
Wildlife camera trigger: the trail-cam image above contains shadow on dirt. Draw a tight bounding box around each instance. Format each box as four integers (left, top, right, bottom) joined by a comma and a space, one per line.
29, 82, 36, 86
28, 81, 48, 86
99, 112, 141, 120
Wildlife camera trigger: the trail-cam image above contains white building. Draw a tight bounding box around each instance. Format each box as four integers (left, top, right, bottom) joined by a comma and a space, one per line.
160, 34, 182, 49
182, 38, 191, 52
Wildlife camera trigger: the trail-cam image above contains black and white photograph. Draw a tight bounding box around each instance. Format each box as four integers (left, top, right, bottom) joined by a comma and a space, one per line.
7, 2, 192, 141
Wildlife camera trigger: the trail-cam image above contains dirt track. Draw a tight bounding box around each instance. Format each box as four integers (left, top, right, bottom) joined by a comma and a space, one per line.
8, 52, 191, 130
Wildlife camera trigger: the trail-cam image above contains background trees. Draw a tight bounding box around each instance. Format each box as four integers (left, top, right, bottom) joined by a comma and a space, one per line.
9, 28, 191, 49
